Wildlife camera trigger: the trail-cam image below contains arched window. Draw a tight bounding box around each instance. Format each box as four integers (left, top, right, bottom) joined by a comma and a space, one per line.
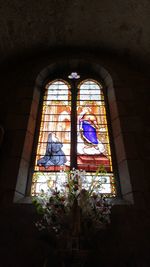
31, 72, 116, 197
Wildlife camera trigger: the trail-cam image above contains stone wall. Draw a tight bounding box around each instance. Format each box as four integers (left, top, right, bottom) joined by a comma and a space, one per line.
0, 0, 150, 66
0, 50, 150, 266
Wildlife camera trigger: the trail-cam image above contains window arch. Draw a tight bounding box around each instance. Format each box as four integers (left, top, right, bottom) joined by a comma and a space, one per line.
31, 73, 116, 197
13, 60, 135, 204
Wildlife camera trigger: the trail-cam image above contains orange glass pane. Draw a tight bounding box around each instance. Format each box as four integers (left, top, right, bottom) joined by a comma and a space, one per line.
34, 80, 71, 172
77, 80, 114, 195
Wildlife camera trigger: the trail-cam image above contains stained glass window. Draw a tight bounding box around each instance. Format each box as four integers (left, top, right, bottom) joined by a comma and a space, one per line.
31, 78, 116, 197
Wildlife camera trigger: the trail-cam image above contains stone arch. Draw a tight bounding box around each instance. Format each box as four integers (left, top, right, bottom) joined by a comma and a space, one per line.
14, 59, 133, 204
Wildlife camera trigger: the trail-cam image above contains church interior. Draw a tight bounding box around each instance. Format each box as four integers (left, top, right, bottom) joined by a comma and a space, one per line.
0, 0, 150, 266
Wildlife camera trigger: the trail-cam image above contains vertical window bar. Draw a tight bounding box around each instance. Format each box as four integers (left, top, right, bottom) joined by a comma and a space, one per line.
70, 80, 78, 169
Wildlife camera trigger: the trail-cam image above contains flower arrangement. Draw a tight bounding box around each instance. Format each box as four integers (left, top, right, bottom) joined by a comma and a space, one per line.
32, 168, 112, 237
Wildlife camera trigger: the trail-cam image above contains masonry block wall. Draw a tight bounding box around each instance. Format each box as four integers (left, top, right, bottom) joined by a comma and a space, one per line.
0, 51, 150, 267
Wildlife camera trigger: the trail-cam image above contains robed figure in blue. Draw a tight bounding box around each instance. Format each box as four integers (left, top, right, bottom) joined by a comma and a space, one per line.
79, 107, 105, 154
37, 133, 67, 168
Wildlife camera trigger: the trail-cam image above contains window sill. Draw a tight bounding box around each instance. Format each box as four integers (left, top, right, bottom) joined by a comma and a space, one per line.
14, 195, 132, 206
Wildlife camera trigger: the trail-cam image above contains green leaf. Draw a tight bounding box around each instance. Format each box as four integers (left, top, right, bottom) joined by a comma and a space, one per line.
37, 205, 44, 215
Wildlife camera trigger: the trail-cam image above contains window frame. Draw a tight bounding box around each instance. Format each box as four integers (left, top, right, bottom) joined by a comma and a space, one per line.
14, 60, 133, 204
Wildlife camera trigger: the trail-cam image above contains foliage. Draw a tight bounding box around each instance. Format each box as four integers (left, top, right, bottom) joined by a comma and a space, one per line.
32, 168, 112, 236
